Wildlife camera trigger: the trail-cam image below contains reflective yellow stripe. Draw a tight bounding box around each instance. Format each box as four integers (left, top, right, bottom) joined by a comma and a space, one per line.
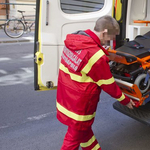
60, 63, 94, 83
80, 135, 96, 147
82, 50, 105, 74
96, 77, 115, 86
60, 63, 115, 87
57, 102, 96, 121
117, 93, 125, 101
92, 143, 101, 150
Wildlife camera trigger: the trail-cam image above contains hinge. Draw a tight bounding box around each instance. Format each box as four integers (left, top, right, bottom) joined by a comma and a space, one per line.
35, 51, 43, 65
34, 41, 40, 63
46, 81, 54, 88
36, 41, 39, 52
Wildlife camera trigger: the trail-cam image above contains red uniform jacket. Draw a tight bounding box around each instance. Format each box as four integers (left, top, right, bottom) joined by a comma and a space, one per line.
56, 29, 130, 130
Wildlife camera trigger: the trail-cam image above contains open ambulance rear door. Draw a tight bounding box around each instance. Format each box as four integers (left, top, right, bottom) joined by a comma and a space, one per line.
34, 0, 114, 91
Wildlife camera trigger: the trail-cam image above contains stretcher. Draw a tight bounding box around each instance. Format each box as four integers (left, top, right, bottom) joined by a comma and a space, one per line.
108, 31, 150, 107
108, 31, 150, 125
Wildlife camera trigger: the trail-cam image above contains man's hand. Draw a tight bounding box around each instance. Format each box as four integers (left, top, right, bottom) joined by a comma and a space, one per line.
126, 99, 135, 109
102, 45, 110, 50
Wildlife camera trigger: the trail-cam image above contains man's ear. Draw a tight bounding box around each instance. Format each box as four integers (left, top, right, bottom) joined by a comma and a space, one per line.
103, 29, 108, 33
102, 29, 108, 38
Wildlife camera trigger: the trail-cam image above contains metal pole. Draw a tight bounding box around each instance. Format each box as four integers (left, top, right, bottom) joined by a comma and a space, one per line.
5, 0, 9, 19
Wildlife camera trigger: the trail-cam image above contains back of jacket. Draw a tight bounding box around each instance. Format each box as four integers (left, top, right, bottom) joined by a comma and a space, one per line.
56, 30, 130, 130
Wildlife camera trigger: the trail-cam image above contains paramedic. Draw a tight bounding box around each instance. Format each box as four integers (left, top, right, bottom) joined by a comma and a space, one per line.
56, 15, 135, 150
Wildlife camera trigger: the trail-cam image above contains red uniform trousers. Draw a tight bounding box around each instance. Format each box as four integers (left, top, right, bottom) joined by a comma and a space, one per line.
61, 127, 101, 150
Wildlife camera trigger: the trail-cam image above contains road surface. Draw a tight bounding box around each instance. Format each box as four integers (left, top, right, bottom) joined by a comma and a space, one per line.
0, 42, 150, 150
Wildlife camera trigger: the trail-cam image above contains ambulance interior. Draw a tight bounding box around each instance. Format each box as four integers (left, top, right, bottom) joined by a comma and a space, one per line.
126, 0, 150, 40
109, 0, 150, 106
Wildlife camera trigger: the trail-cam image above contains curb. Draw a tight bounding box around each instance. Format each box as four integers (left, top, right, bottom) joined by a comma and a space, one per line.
0, 29, 34, 44
0, 38, 34, 44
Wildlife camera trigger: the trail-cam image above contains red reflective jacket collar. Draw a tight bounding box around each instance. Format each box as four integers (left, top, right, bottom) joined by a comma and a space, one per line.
85, 29, 109, 56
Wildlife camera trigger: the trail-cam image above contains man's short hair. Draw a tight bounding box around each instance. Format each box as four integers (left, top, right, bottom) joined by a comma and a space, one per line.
94, 15, 120, 35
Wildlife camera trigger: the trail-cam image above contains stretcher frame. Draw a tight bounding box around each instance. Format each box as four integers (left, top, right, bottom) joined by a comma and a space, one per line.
108, 49, 150, 107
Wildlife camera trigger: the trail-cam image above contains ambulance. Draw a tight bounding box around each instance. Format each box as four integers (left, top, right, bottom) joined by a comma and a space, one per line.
34, 0, 150, 126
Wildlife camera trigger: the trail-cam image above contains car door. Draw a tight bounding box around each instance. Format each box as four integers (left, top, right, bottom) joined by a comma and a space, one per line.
34, 0, 115, 91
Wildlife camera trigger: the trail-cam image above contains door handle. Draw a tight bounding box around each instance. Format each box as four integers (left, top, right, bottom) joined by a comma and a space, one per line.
46, 0, 49, 26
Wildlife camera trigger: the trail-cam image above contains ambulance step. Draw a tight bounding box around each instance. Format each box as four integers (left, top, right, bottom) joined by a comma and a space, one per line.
113, 101, 150, 126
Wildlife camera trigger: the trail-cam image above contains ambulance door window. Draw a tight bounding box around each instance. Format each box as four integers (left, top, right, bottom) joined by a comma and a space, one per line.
60, 0, 104, 14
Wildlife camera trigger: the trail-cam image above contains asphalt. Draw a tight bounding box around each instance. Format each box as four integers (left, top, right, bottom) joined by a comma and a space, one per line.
0, 28, 34, 43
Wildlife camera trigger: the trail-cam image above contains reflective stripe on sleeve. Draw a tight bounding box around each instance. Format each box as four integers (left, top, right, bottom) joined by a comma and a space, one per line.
116, 93, 125, 101
80, 135, 96, 148
92, 143, 101, 150
82, 50, 105, 74
96, 77, 115, 86
56, 102, 96, 121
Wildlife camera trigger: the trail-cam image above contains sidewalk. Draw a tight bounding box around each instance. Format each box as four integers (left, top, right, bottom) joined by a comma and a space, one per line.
0, 29, 34, 43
